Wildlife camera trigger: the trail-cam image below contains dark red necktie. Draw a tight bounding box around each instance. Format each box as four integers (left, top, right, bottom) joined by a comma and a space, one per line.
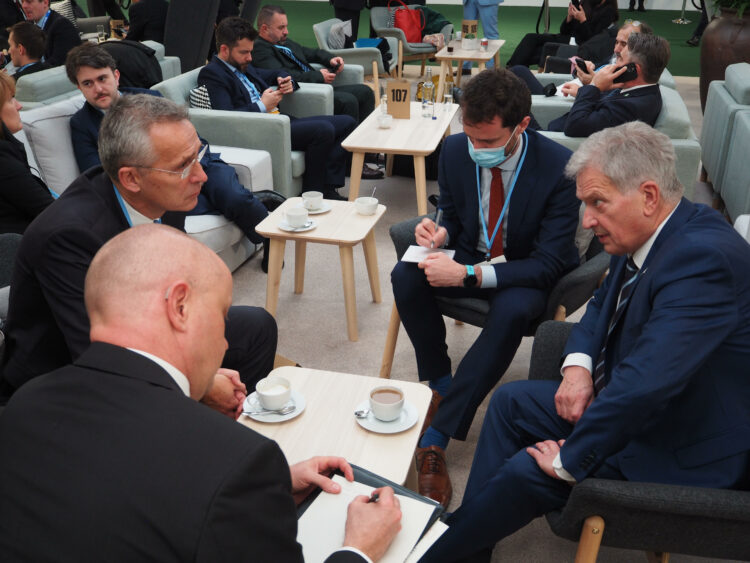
488, 168, 505, 258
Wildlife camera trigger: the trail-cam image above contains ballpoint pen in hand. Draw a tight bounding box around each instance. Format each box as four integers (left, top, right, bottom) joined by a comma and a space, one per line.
431, 208, 443, 249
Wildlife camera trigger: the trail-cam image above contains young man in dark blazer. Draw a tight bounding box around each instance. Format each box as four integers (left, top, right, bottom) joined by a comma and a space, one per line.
0, 223, 402, 561
1, 95, 277, 415
21, 0, 80, 67
421, 122, 750, 562
391, 68, 580, 507
7, 21, 49, 80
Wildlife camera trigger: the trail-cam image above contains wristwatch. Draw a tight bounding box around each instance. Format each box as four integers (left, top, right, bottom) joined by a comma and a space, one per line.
463, 264, 478, 288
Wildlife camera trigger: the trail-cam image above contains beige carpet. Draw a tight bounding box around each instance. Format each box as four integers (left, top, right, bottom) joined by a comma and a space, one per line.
231, 71, 731, 562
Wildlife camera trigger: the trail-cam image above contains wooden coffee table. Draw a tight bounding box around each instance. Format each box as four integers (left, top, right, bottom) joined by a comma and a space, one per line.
254, 198, 385, 342
342, 102, 458, 216
239, 366, 432, 487
435, 39, 505, 102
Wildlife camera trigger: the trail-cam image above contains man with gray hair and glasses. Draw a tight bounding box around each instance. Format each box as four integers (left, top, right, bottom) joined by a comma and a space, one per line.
420, 121, 750, 562
1, 94, 277, 416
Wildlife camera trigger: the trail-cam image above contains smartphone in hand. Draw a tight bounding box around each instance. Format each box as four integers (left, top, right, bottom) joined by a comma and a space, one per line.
614, 62, 638, 82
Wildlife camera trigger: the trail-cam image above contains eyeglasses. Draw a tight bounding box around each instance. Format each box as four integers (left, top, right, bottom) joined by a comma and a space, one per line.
624, 19, 642, 26
134, 144, 208, 180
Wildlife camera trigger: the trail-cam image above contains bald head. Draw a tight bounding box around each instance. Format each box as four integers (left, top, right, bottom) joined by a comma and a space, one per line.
85, 225, 232, 398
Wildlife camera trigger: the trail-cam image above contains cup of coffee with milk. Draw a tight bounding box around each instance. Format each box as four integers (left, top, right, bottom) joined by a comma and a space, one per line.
256, 375, 291, 410
369, 385, 404, 421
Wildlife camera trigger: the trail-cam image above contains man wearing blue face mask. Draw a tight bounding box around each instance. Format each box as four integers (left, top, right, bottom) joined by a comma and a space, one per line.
391, 68, 580, 508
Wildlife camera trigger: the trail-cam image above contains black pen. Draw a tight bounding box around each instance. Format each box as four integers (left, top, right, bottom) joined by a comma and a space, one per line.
431, 209, 443, 249
367, 492, 379, 503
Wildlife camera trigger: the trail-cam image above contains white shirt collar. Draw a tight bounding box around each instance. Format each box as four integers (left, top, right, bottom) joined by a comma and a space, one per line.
621, 83, 656, 94
122, 195, 160, 226
127, 348, 191, 397
630, 201, 679, 268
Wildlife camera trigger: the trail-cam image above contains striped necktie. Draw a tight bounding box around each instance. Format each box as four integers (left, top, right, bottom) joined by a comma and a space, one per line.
234, 70, 261, 103
274, 45, 312, 72
593, 257, 639, 394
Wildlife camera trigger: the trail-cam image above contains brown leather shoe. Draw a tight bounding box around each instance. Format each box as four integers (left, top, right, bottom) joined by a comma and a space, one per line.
420, 389, 443, 437
416, 445, 452, 508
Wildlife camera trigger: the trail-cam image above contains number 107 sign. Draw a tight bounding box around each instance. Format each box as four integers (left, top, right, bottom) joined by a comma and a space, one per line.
386, 80, 410, 119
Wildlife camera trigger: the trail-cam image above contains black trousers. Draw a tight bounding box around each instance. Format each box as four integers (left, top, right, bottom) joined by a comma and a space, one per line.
506, 32, 570, 68
334, 84, 375, 124
290, 114, 356, 190
223, 306, 277, 389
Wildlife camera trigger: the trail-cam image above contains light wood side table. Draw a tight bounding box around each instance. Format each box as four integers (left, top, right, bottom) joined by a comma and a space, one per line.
435, 39, 505, 102
239, 366, 432, 487
254, 198, 386, 342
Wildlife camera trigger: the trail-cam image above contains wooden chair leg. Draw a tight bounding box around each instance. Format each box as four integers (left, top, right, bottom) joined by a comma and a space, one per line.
574, 515, 605, 563
420, 57, 426, 77
379, 303, 401, 378
645, 552, 670, 563
553, 304, 567, 321
398, 40, 404, 79
372, 60, 380, 103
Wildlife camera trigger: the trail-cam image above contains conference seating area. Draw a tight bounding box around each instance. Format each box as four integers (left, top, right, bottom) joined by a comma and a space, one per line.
4, 0, 750, 561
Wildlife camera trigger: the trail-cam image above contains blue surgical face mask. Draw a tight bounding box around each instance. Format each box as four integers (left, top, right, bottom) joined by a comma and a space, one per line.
467, 126, 519, 168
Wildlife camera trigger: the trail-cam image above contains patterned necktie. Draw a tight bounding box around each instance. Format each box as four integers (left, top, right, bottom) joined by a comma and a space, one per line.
488, 168, 505, 258
275, 45, 312, 72
593, 257, 639, 394
235, 70, 261, 103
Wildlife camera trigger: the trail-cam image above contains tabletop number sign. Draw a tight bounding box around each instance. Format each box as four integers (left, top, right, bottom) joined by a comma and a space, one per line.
386, 80, 411, 119
461, 20, 478, 37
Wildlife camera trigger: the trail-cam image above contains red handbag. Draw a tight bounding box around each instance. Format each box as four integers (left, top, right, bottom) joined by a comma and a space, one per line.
388, 0, 425, 44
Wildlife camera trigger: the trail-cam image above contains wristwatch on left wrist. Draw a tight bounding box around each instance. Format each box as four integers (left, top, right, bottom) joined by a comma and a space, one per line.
463, 264, 478, 288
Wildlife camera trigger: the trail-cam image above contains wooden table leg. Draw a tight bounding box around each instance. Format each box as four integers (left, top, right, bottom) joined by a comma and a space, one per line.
362, 230, 381, 303
385, 153, 393, 177
294, 240, 306, 294
455, 59, 465, 87
339, 245, 358, 341
348, 151, 365, 201
494, 51, 500, 67
478, 61, 487, 72
413, 155, 428, 216
436, 60, 448, 104
265, 238, 286, 316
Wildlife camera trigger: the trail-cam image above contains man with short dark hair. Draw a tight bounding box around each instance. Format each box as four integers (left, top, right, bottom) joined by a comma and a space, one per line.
252, 4, 375, 125
391, 68, 579, 508
420, 120, 750, 562
1, 94, 277, 414
199, 16, 357, 200
20, 0, 80, 66
7, 21, 49, 80
545, 33, 670, 136
65, 42, 272, 270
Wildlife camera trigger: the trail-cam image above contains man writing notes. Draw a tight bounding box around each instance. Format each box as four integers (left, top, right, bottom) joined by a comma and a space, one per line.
0, 224, 402, 562
421, 121, 750, 562
391, 68, 580, 507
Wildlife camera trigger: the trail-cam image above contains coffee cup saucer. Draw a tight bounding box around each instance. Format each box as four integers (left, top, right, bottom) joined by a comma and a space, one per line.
278, 219, 316, 233
243, 390, 306, 423
300, 201, 332, 215
354, 399, 418, 434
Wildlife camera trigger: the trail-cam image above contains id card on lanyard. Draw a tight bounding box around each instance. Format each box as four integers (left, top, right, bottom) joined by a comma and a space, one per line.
475, 131, 528, 262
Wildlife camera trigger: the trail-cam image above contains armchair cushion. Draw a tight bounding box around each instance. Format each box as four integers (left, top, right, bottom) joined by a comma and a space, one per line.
189, 85, 212, 109
726, 62, 750, 105
328, 20, 351, 49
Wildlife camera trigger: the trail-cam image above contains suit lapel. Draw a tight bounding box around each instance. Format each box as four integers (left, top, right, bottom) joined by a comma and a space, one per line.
504, 130, 537, 250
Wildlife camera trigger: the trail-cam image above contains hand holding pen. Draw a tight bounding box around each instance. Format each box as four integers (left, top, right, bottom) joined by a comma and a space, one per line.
430, 208, 443, 249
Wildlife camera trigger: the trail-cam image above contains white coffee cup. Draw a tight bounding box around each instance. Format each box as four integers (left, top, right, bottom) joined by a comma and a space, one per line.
377, 113, 393, 129
302, 190, 324, 211
369, 385, 404, 422
355, 197, 378, 216
285, 207, 308, 228
255, 376, 292, 410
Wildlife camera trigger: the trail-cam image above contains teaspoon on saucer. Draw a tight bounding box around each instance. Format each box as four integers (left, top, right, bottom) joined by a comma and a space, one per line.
354, 409, 370, 419
244, 404, 296, 416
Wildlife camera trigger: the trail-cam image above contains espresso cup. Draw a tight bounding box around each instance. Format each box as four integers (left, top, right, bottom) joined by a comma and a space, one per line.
302, 191, 324, 211
369, 385, 404, 422
355, 197, 378, 216
256, 376, 291, 410
285, 207, 308, 228
377, 113, 393, 129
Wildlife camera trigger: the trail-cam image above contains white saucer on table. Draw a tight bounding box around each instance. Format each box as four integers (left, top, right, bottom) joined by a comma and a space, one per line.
354, 399, 418, 434
299, 201, 332, 215
243, 390, 306, 423
278, 219, 316, 233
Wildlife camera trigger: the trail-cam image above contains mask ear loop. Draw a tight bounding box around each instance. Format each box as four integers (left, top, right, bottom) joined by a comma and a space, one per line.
504, 125, 520, 157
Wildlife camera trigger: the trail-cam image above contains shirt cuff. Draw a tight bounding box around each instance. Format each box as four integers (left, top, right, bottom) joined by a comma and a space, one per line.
257, 100, 267, 113
479, 265, 497, 288
553, 453, 577, 483
561, 353, 593, 377
335, 547, 373, 563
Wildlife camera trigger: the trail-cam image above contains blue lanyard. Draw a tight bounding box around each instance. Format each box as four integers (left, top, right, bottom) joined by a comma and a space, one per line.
113, 184, 161, 226
475, 131, 528, 261
36, 10, 50, 28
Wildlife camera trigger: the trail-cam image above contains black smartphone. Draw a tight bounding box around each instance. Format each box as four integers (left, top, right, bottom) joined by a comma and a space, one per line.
575, 58, 589, 73
330, 62, 340, 72
615, 62, 638, 82
570, 0, 581, 9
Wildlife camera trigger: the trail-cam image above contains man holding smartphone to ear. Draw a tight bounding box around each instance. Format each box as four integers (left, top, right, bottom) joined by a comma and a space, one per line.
544, 33, 669, 137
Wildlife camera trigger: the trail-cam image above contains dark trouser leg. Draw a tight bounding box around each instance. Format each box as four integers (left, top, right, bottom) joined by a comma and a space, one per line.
335, 84, 375, 124
222, 306, 277, 389
290, 115, 356, 190
190, 156, 269, 244
507, 33, 567, 68
421, 380, 575, 562
510, 65, 546, 95
333, 89, 359, 123
333, 7, 362, 40
431, 285, 547, 440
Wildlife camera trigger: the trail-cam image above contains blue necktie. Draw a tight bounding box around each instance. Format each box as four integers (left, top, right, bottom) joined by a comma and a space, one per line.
275, 45, 312, 72
235, 70, 262, 103
593, 257, 639, 394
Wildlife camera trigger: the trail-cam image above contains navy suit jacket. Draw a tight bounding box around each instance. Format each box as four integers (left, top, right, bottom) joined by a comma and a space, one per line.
439, 128, 579, 290
69, 87, 158, 171
198, 55, 296, 114
562, 200, 750, 488
547, 83, 662, 137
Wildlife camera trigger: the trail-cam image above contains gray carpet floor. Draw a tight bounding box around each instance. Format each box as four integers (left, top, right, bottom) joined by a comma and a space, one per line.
231, 72, 733, 562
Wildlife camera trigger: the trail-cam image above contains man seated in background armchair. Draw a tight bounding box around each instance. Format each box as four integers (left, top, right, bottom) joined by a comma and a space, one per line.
20, 0, 80, 67
6, 22, 49, 80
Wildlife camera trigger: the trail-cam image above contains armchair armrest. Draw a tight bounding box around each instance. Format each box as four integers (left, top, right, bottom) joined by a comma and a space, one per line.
328, 48, 386, 74
310, 63, 365, 86
530, 97, 574, 129
279, 82, 334, 117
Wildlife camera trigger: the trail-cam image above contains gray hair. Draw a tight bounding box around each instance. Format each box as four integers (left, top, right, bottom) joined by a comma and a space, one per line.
98, 94, 189, 181
565, 121, 683, 202
627, 33, 670, 84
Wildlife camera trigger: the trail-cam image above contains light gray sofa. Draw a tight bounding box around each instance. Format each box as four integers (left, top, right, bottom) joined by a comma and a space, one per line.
533, 68, 676, 91
19, 95, 273, 271
153, 67, 337, 198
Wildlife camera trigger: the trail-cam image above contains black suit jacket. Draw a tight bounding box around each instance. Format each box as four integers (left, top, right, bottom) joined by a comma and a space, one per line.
11, 60, 50, 81
125, 0, 168, 42
1, 168, 183, 395
547, 83, 662, 137
251, 36, 334, 84
42, 9, 81, 67
0, 343, 364, 561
